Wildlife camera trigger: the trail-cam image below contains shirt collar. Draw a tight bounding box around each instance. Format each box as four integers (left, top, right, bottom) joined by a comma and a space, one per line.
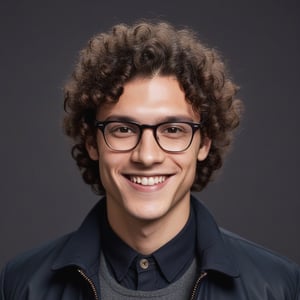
100, 208, 138, 282
152, 208, 196, 282
101, 205, 196, 283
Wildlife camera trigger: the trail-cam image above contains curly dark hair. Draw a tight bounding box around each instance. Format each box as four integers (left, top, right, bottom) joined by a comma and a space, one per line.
63, 21, 242, 195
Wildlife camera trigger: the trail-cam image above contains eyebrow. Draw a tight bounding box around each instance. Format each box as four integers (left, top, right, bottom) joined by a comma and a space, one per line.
102, 115, 198, 123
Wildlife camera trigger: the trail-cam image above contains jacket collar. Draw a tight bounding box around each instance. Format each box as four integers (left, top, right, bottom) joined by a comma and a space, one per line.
52, 196, 239, 278
51, 200, 105, 279
191, 195, 239, 277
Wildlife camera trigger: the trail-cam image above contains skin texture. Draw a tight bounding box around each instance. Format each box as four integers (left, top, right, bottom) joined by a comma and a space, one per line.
86, 76, 211, 254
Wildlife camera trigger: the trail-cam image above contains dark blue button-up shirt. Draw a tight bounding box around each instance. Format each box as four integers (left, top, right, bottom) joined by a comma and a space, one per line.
100, 207, 196, 291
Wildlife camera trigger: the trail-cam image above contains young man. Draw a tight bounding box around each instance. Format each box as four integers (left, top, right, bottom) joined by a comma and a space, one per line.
1, 21, 299, 299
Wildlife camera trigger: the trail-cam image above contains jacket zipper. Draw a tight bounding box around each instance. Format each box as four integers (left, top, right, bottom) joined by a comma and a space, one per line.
77, 269, 99, 300
190, 271, 207, 300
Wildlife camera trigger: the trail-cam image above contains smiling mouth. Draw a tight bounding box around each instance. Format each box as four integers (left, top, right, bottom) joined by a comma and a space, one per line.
129, 176, 167, 186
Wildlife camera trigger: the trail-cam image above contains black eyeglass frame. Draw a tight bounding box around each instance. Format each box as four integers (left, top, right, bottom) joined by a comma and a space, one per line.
94, 120, 203, 153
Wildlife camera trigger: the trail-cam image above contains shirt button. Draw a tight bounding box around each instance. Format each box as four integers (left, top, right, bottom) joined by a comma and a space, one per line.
139, 258, 149, 269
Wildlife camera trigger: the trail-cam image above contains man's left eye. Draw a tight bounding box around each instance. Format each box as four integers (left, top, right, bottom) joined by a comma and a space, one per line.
165, 127, 182, 133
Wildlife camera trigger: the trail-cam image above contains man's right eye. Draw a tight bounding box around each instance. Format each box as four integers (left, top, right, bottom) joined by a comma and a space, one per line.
108, 124, 137, 137
117, 127, 131, 133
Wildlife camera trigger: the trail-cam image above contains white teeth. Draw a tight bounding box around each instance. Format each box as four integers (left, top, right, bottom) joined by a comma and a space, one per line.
130, 176, 166, 186
142, 177, 150, 185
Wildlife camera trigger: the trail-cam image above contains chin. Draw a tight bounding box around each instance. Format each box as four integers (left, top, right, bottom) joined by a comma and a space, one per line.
127, 202, 172, 222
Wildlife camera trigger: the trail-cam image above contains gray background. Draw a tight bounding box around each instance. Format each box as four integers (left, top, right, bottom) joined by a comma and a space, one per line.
1, 0, 299, 269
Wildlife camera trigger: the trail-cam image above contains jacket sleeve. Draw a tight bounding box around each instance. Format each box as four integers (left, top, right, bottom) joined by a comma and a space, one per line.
0, 264, 7, 300
297, 267, 300, 300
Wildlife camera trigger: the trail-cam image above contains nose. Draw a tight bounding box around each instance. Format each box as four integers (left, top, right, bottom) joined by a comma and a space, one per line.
130, 129, 165, 166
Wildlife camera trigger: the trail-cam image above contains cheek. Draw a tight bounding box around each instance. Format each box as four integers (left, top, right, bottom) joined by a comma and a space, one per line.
184, 150, 200, 180
174, 151, 199, 176
97, 151, 127, 182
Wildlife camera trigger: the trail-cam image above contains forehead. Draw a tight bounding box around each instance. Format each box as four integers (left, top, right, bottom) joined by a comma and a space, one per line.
97, 76, 200, 123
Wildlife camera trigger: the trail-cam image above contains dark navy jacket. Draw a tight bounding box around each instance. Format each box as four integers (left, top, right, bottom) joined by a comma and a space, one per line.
1, 197, 299, 299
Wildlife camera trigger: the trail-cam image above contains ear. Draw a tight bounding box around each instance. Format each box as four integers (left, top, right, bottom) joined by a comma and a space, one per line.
85, 139, 99, 161
197, 137, 211, 161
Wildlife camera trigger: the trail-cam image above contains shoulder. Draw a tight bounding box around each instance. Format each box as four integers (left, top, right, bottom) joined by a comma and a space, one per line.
4, 234, 71, 275
221, 228, 300, 292
0, 234, 72, 298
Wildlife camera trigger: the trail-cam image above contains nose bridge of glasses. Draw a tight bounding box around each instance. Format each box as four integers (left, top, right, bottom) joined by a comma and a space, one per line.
138, 124, 160, 145
140, 124, 158, 133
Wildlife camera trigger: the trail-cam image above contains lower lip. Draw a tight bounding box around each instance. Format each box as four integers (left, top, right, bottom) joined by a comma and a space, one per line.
125, 176, 170, 192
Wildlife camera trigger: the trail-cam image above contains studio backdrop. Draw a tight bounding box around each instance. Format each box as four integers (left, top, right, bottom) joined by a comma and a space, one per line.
0, 0, 299, 269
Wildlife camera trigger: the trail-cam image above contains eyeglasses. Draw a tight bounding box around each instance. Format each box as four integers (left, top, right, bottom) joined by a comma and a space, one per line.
94, 120, 203, 152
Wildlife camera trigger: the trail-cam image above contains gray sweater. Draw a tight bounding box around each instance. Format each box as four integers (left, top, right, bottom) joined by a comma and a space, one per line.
99, 253, 198, 299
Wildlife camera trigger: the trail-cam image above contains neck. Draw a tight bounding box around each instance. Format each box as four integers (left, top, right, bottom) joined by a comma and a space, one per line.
106, 199, 190, 255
